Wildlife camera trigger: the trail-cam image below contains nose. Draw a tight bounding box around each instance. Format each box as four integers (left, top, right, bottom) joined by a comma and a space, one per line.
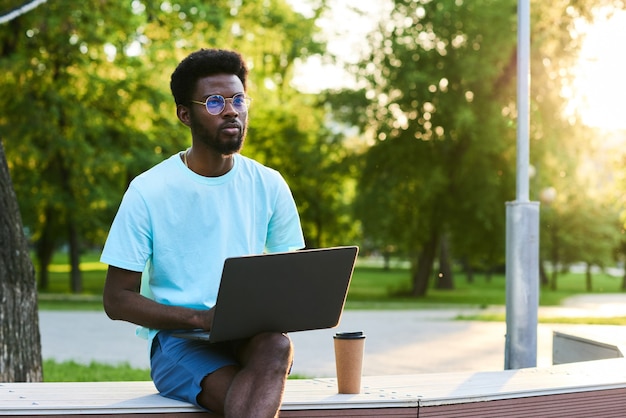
222, 98, 239, 116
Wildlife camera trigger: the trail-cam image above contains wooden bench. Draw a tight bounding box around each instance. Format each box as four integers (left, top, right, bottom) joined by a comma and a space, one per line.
2, 358, 626, 417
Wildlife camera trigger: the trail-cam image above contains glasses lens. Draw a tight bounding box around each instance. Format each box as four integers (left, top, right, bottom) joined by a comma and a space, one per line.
205, 95, 225, 115
232, 94, 248, 111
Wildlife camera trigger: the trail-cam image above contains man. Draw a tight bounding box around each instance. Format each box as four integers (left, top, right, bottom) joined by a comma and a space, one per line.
101, 48, 305, 418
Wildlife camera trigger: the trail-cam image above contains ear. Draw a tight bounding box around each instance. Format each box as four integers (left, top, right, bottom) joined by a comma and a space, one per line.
177, 104, 192, 127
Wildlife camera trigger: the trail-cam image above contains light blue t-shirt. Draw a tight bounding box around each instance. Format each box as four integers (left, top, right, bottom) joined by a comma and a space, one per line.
100, 152, 305, 341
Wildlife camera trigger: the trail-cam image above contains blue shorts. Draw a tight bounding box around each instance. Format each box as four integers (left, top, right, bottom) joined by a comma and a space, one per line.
150, 330, 240, 408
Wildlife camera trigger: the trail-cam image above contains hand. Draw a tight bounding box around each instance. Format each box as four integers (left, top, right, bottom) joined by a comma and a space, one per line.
202, 306, 216, 331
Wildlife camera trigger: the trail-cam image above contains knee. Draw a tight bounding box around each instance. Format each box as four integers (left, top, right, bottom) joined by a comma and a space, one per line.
266, 332, 293, 356
252, 332, 293, 363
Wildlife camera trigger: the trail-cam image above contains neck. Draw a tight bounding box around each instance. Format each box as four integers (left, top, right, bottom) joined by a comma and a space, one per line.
184, 148, 235, 177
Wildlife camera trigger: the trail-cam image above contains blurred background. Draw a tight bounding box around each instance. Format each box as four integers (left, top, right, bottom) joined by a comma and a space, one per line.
1, 0, 625, 300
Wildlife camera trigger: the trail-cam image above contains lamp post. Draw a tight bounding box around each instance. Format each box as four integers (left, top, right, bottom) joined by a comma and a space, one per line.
504, 0, 540, 370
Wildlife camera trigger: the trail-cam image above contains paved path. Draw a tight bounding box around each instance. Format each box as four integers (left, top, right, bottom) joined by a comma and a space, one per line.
39, 294, 626, 378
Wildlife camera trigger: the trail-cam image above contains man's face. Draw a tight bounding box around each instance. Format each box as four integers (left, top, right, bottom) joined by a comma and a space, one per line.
185, 73, 248, 155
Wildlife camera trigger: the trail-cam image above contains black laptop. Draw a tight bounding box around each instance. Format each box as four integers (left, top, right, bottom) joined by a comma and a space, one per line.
172, 246, 359, 343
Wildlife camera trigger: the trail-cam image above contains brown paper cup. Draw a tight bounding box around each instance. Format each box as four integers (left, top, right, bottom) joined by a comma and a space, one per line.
334, 331, 366, 394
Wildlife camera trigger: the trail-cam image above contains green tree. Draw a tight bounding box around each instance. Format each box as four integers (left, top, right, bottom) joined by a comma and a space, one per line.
0, 1, 180, 291
541, 188, 621, 291
616, 150, 626, 290
2, 0, 351, 294
246, 97, 360, 248
344, 0, 624, 296
351, 0, 519, 296
531, 2, 626, 291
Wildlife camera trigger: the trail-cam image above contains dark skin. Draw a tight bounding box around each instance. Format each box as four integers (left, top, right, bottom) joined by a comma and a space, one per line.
178, 73, 246, 176
103, 74, 292, 418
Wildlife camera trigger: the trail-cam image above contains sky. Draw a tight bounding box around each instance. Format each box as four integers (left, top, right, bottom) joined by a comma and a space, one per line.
288, 0, 389, 93
569, 9, 626, 130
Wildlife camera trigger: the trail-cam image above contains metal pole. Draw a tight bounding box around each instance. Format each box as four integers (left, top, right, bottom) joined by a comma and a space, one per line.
515, 0, 530, 203
504, 0, 540, 370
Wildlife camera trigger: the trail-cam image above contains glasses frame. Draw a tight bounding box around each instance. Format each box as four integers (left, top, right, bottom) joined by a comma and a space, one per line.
190, 93, 252, 115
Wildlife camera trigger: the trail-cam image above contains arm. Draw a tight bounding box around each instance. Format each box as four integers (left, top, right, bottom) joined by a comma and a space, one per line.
102, 265, 213, 331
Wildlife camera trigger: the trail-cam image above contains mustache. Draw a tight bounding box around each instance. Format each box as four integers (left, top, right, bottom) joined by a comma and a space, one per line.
220, 121, 243, 130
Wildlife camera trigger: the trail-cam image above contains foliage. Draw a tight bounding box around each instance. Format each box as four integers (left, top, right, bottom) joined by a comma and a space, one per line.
0, 0, 178, 291
334, 0, 626, 296
246, 96, 360, 247
530, 1, 626, 290
1, 0, 360, 292
346, 0, 519, 295
2, 0, 624, 300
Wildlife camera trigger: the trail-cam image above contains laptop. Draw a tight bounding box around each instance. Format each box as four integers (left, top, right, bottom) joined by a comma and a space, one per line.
172, 245, 359, 343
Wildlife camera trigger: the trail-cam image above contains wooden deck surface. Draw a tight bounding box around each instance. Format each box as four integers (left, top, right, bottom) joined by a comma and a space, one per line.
2, 358, 626, 417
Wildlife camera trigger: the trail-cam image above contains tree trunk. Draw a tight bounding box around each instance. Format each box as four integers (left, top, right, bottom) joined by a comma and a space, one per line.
620, 241, 626, 291
0, 140, 43, 382
435, 234, 454, 290
35, 207, 57, 291
539, 260, 549, 286
460, 258, 474, 284
585, 263, 593, 292
549, 224, 559, 291
485, 266, 493, 283
382, 248, 391, 271
411, 231, 438, 297
38, 255, 50, 291
550, 268, 558, 291
68, 220, 82, 293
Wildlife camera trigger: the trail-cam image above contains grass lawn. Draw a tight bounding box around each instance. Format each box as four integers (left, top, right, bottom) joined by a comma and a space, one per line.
42, 359, 307, 382
37, 252, 626, 310
43, 360, 151, 382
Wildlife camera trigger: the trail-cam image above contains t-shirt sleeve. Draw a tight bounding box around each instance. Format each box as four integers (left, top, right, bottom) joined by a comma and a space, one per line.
265, 175, 305, 253
100, 184, 153, 272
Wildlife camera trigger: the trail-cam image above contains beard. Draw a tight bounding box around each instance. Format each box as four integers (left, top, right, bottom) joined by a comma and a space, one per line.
190, 116, 246, 155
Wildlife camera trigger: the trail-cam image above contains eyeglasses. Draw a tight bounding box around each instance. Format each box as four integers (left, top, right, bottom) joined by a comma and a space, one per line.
190, 93, 252, 115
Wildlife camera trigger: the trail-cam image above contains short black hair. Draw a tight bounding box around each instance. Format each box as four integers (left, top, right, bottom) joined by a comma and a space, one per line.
170, 49, 248, 106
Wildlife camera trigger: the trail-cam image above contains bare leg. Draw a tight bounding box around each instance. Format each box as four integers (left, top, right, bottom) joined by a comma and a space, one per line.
197, 365, 239, 416
225, 332, 293, 418
198, 332, 293, 418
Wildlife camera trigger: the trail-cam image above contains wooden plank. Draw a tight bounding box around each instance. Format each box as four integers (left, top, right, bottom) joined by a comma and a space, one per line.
419, 387, 626, 417
415, 358, 626, 406
0, 381, 203, 416
280, 408, 417, 417
281, 378, 418, 410
0, 379, 418, 416
2, 359, 626, 416
8, 414, 210, 418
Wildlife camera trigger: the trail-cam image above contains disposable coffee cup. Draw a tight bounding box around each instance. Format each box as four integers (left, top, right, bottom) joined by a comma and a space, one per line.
333, 331, 366, 394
